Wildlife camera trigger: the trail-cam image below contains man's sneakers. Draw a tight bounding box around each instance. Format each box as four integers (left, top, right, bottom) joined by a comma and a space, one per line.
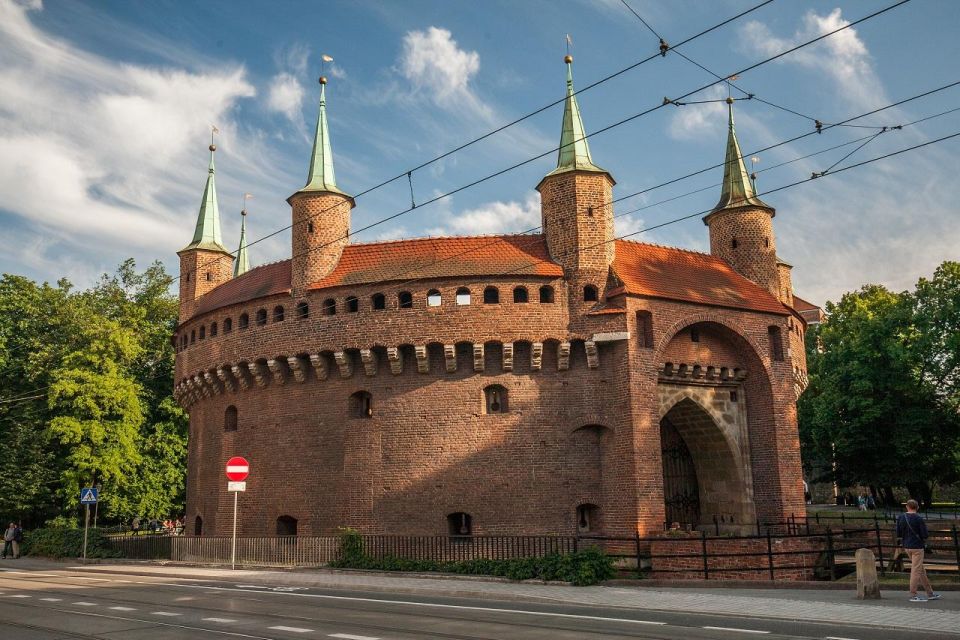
911, 593, 942, 602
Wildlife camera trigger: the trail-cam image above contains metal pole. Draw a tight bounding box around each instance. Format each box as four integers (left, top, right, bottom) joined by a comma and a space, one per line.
231, 491, 238, 570
93, 501, 98, 530
82, 504, 90, 565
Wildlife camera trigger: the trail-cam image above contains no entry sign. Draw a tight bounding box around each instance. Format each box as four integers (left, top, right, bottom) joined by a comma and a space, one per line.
225, 456, 249, 482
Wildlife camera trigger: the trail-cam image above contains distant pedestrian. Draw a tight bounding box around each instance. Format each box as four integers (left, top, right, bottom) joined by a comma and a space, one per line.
897, 499, 941, 602
867, 495, 876, 510
857, 494, 867, 511
131, 516, 141, 536
2, 522, 20, 559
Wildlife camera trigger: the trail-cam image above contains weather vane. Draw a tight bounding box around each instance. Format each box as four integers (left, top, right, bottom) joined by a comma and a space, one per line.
242, 193, 253, 216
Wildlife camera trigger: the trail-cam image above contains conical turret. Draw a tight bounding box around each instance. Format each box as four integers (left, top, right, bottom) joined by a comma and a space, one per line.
289, 75, 355, 296
234, 209, 250, 277
544, 55, 608, 179
181, 144, 230, 252
712, 99, 771, 213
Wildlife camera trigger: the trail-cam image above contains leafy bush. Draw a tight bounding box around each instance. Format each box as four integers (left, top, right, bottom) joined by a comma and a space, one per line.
20, 528, 122, 559
329, 530, 614, 586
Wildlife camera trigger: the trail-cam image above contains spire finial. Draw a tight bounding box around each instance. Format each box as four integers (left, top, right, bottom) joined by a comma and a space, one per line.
711, 101, 771, 213
181, 136, 229, 254
299, 64, 349, 197
234, 194, 252, 277
545, 51, 607, 178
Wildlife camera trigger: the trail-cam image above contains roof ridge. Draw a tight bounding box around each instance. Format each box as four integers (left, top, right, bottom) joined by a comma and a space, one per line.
614, 237, 715, 258
347, 232, 545, 248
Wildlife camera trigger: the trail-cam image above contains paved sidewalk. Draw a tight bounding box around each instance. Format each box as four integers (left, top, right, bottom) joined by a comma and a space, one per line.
11, 558, 960, 635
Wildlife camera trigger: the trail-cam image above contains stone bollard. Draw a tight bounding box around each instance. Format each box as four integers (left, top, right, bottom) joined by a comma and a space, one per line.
856, 548, 881, 600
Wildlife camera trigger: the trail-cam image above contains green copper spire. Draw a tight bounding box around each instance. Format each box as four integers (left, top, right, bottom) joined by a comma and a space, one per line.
712, 100, 771, 212
233, 209, 250, 277
181, 143, 230, 253
301, 76, 349, 196
545, 55, 607, 179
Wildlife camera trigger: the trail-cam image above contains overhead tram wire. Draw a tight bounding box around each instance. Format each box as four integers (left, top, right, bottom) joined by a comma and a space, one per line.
174, 0, 780, 285
414, 130, 960, 290
173, 0, 915, 301
327, 86, 960, 296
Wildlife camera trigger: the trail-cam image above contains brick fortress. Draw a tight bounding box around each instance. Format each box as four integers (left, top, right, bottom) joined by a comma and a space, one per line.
173, 57, 814, 538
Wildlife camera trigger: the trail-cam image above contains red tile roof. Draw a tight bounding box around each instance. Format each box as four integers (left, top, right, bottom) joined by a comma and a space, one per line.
310, 234, 563, 289
610, 240, 789, 315
791, 295, 820, 313
192, 260, 291, 317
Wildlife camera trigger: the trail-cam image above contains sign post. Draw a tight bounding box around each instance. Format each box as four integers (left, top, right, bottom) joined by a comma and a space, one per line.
79, 487, 99, 564
225, 457, 249, 571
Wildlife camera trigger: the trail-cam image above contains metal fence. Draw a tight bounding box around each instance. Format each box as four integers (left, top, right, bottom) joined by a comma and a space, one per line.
104, 523, 960, 580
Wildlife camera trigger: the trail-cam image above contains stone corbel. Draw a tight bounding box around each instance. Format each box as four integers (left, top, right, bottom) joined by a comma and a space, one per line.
734, 368, 748, 381
387, 347, 403, 375
415, 345, 429, 373
360, 349, 377, 377
444, 344, 456, 373
267, 359, 287, 385
585, 340, 599, 369
677, 364, 690, 378
203, 371, 223, 395
502, 343, 514, 372
193, 375, 210, 398
287, 356, 307, 383
333, 351, 353, 378
692, 364, 704, 379
719, 367, 732, 382
531, 342, 543, 371
247, 361, 268, 387
216, 367, 236, 392
231, 364, 251, 390
309, 354, 329, 381
704, 365, 718, 381
663, 362, 675, 377
473, 343, 484, 372
557, 341, 571, 371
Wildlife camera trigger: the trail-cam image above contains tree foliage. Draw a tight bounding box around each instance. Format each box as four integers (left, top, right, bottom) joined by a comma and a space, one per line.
0, 261, 185, 526
799, 262, 960, 506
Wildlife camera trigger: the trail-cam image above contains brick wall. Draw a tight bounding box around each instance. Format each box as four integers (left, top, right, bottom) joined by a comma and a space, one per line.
178, 249, 234, 321
289, 191, 353, 296
651, 535, 825, 580
706, 206, 780, 298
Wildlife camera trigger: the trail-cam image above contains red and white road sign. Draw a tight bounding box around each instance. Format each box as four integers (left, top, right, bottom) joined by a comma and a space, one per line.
225, 456, 249, 482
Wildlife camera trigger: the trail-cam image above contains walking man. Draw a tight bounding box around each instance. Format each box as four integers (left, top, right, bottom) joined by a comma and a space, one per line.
896, 500, 941, 602
2, 522, 19, 559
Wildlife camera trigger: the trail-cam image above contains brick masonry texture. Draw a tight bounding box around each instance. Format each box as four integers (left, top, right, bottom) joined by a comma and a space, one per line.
174, 165, 809, 553
650, 536, 825, 580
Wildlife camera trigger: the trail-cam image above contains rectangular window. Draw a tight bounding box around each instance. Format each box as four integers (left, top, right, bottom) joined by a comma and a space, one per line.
768, 326, 784, 362
636, 311, 654, 348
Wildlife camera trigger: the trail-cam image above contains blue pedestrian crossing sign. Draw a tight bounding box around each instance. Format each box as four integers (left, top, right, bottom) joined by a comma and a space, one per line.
80, 488, 99, 504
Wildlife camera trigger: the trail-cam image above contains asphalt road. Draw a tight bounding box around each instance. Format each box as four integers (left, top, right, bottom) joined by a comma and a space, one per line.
0, 565, 952, 640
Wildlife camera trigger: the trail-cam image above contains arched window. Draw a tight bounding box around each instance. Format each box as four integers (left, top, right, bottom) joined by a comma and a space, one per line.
224, 405, 238, 432
372, 293, 386, 311
456, 287, 471, 305
190, 330, 195, 344
273, 305, 285, 322
210, 322, 218, 337
323, 298, 336, 316
577, 504, 599, 533
194, 515, 203, 536
583, 285, 598, 302
447, 512, 472, 537
636, 311, 653, 348
483, 286, 499, 304
768, 326, 784, 361
276, 515, 298, 536
398, 291, 413, 309
513, 287, 528, 303
539, 285, 555, 303
483, 385, 508, 414
224, 318, 233, 333
349, 391, 372, 418
307, 221, 314, 233
346, 296, 359, 312
238, 313, 249, 329
296, 302, 309, 319
199, 325, 205, 340
255, 309, 267, 326
185, 273, 190, 282
690, 327, 700, 343
427, 289, 442, 307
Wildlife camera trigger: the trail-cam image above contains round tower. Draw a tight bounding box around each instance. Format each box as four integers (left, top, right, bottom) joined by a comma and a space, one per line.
536, 55, 615, 300
703, 99, 780, 298
177, 142, 234, 321
288, 76, 355, 297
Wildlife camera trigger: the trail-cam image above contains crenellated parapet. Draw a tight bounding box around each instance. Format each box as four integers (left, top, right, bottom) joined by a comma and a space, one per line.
174, 338, 607, 409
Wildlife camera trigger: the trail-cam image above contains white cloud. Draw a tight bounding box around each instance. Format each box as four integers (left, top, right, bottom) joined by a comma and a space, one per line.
433, 191, 541, 236
266, 72, 305, 122
739, 8, 885, 110
399, 26, 490, 118
668, 84, 727, 140
614, 214, 645, 239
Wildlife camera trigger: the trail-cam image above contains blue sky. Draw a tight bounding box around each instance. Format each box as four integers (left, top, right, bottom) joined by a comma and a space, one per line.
1, 0, 958, 305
